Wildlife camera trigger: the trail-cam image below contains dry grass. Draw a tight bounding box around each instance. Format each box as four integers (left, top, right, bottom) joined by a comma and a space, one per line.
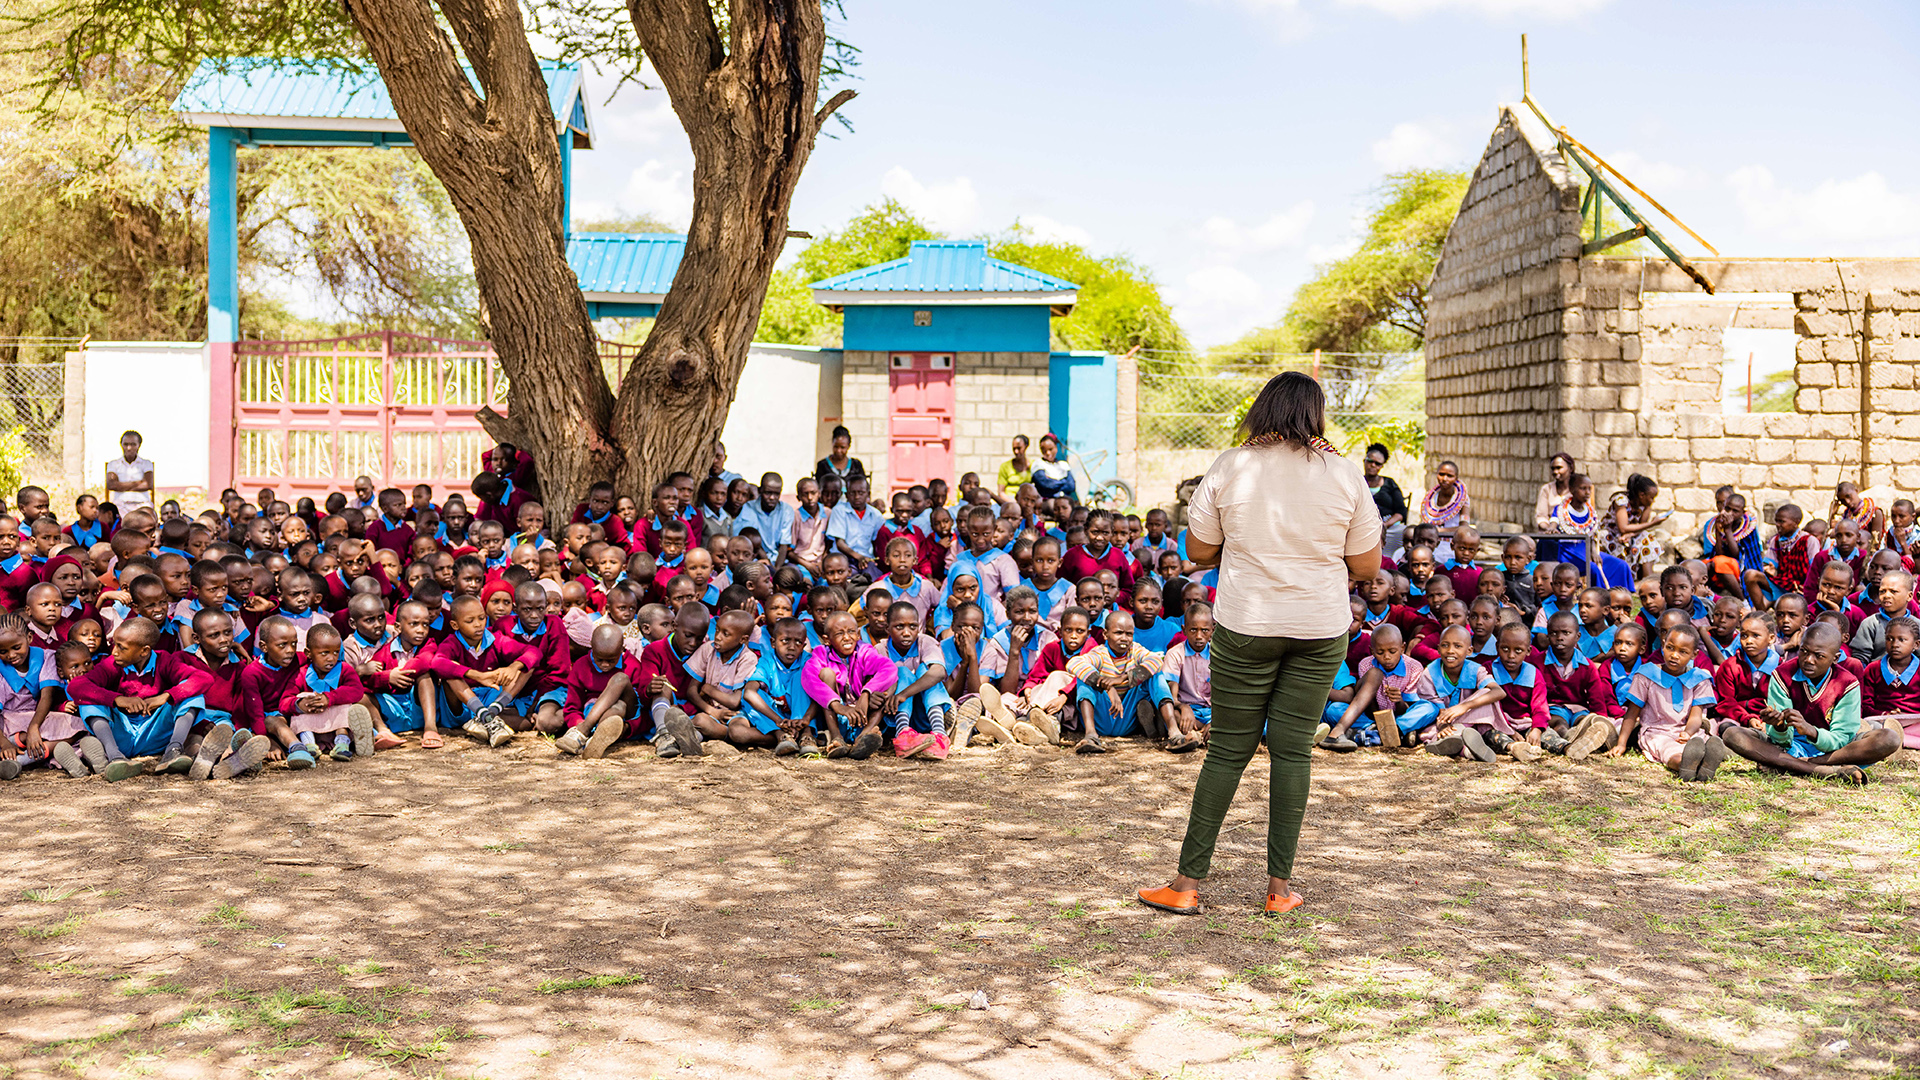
3, 735, 1916, 1079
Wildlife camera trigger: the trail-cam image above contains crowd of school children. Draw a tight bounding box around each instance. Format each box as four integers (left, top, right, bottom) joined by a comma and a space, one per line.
0, 439, 1221, 784
1325, 476, 1914, 784
3, 436, 1913, 789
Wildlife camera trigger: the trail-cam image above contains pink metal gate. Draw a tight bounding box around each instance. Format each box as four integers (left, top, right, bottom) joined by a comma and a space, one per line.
232, 332, 506, 501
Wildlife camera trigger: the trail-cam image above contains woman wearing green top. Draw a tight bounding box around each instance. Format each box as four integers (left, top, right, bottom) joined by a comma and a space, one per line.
996, 435, 1034, 499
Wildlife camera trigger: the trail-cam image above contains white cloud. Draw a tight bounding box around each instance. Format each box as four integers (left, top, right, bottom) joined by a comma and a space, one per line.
1604, 150, 1707, 194
1198, 202, 1316, 252
1727, 165, 1920, 253
880, 166, 982, 232
1339, 0, 1610, 16
1019, 214, 1094, 247
1372, 121, 1457, 170
618, 160, 694, 225
595, 94, 679, 147
1169, 264, 1271, 347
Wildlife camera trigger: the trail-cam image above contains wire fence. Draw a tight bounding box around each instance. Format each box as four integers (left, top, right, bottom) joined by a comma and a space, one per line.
0, 339, 76, 480
1134, 351, 1426, 511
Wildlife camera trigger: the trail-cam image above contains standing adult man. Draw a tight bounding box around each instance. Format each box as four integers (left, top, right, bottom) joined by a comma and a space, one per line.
104, 430, 155, 514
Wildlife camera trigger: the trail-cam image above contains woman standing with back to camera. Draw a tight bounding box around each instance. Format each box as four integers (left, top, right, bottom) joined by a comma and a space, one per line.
1137, 372, 1381, 917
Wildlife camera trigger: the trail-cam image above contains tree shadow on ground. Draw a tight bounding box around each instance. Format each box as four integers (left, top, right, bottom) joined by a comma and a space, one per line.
3, 738, 1916, 1079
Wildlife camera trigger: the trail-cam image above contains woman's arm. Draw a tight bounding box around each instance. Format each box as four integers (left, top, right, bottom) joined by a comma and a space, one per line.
1535, 483, 1554, 531
1345, 544, 1382, 585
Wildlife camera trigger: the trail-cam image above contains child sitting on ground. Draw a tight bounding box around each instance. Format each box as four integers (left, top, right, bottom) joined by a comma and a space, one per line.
635, 603, 707, 759
1606, 623, 1724, 779
878, 601, 952, 760
426, 594, 534, 748
1158, 602, 1214, 753
554, 623, 640, 759
1320, 624, 1434, 751
739, 618, 818, 757
1420, 624, 1510, 762
279, 623, 375, 762
684, 609, 768, 753
1712, 613, 1778, 737
803, 610, 895, 760
1063, 609, 1171, 754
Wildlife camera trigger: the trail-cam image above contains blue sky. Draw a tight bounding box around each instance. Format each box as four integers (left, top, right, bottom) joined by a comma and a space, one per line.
568, 0, 1920, 347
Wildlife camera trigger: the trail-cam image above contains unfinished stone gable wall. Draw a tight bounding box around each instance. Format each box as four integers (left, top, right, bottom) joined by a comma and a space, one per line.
1427, 106, 1920, 543
1424, 106, 1585, 528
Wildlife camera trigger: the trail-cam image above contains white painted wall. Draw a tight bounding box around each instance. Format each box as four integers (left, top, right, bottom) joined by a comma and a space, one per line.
83, 342, 211, 492
721, 346, 834, 486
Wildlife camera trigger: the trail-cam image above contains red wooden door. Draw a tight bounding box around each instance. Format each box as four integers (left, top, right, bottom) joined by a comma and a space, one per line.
888, 353, 954, 492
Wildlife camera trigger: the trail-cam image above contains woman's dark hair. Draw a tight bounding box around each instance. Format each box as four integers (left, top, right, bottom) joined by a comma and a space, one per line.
830, 424, 851, 442
1365, 442, 1390, 462
1550, 452, 1576, 474
1625, 473, 1658, 501
1241, 371, 1325, 448
1013, 434, 1029, 449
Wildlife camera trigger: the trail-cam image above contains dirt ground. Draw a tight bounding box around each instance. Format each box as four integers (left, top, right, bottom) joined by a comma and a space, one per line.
3, 735, 1917, 1080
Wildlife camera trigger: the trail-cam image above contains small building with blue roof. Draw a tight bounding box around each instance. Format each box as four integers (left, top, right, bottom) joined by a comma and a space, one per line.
807, 240, 1118, 494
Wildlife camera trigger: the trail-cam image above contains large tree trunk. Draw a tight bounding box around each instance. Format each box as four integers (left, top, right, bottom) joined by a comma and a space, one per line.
341, 0, 847, 510
342, 0, 619, 507
608, 0, 851, 495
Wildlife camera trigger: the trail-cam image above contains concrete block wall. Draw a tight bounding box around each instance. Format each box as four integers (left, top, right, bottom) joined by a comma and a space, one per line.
952, 352, 1050, 485
1428, 104, 1920, 542
840, 349, 1049, 493
1424, 105, 1585, 527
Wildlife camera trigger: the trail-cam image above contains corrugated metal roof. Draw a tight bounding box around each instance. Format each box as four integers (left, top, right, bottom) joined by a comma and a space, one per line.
808, 240, 1077, 293
173, 58, 590, 145
567, 232, 686, 297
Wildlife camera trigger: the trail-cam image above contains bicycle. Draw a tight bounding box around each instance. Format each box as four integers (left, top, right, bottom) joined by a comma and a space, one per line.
1065, 448, 1136, 511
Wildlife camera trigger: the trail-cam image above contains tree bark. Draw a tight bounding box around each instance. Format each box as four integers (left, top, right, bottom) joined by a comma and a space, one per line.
342, 0, 616, 509
608, 0, 847, 496
341, 0, 845, 511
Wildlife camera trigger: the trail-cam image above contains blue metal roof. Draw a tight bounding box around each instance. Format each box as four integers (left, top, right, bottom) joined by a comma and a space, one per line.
173, 58, 592, 146
808, 241, 1077, 294
567, 232, 686, 298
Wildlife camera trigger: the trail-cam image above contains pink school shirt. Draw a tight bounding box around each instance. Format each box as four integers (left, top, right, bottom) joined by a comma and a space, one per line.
1358, 655, 1434, 710
802, 643, 895, 707
1160, 640, 1212, 706
684, 640, 762, 694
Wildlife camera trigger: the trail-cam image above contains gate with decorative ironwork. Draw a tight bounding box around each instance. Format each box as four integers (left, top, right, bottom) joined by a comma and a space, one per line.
233, 332, 507, 500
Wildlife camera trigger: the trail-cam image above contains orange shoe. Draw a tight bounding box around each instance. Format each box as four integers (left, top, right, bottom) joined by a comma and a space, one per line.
1264, 891, 1304, 915
1136, 886, 1202, 915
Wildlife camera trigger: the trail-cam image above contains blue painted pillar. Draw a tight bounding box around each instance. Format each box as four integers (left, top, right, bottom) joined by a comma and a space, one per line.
559, 133, 573, 238
206, 126, 240, 492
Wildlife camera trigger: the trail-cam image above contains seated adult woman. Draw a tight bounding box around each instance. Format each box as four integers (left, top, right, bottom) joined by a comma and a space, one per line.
1533, 452, 1575, 530
1419, 461, 1471, 539
1030, 433, 1077, 503
815, 425, 866, 486
997, 435, 1034, 500
1362, 443, 1408, 558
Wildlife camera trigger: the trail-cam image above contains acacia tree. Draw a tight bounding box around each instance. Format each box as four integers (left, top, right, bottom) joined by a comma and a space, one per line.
33, 0, 853, 506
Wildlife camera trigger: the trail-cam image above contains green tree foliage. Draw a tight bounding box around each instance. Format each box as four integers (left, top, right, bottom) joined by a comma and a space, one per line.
0, 36, 476, 345
990, 226, 1187, 357
575, 212, 682, 233
1217, 168, 1469, 358
752, 201, 1187, 355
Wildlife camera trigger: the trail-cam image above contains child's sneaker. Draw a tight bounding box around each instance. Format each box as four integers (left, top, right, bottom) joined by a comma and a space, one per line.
102, 757, 157, 782
894, 729, 933, 759
1697, 734, 1729, 780
555, 726, 587, 754
188, 722, 236, 782
0, 758, 20, 780
849, 729, 883, 760
1010, 721, 1050, 747
1029, 712, 1061, 745
483, 713, 513, 748
584, 711, 625, 759
211, 735, 272, 779
330, 734, 354, 761
1374, 710, 1403, 749
1541, 730, 1571, 755
1507, 737, 1545, 763
950, 697, 982, 749
660, 707, 698, 758
924, 732, 950, 761
347, 705, 376, 758
76, 735, 107, 773
797, 734, 821, 757
1426, 733, 1464, 758
1565, 718, 1615, 761
285, 744, 318, 770
52, 741, 88, 778
652, 730, 682, 759
773, 735, 799, 756
1459, 727, 1496, 763
159, 744, 194, 774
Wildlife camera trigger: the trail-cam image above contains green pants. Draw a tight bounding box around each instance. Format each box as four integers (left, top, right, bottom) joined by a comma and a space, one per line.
1177, 627, 1346, 881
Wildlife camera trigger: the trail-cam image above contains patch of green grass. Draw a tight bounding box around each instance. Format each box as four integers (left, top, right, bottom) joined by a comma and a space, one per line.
20, 887, 78, 903
119, 979, 188, 997
481, 841, 524, 853
447, 942, 500, 963
18, 913, 85, 939
536, 973, 646, 994
1052, 901, 1088, 920
789, 996, 843, 1013
203, 903, 253, 929
349, 1024, 462, 1062
35, 1024, 136, 1053
915, 1000, 965, 1014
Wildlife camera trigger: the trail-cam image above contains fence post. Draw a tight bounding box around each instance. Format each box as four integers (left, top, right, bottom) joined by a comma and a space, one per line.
63, 347, 86, 491
1115, 347, 1138, 500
